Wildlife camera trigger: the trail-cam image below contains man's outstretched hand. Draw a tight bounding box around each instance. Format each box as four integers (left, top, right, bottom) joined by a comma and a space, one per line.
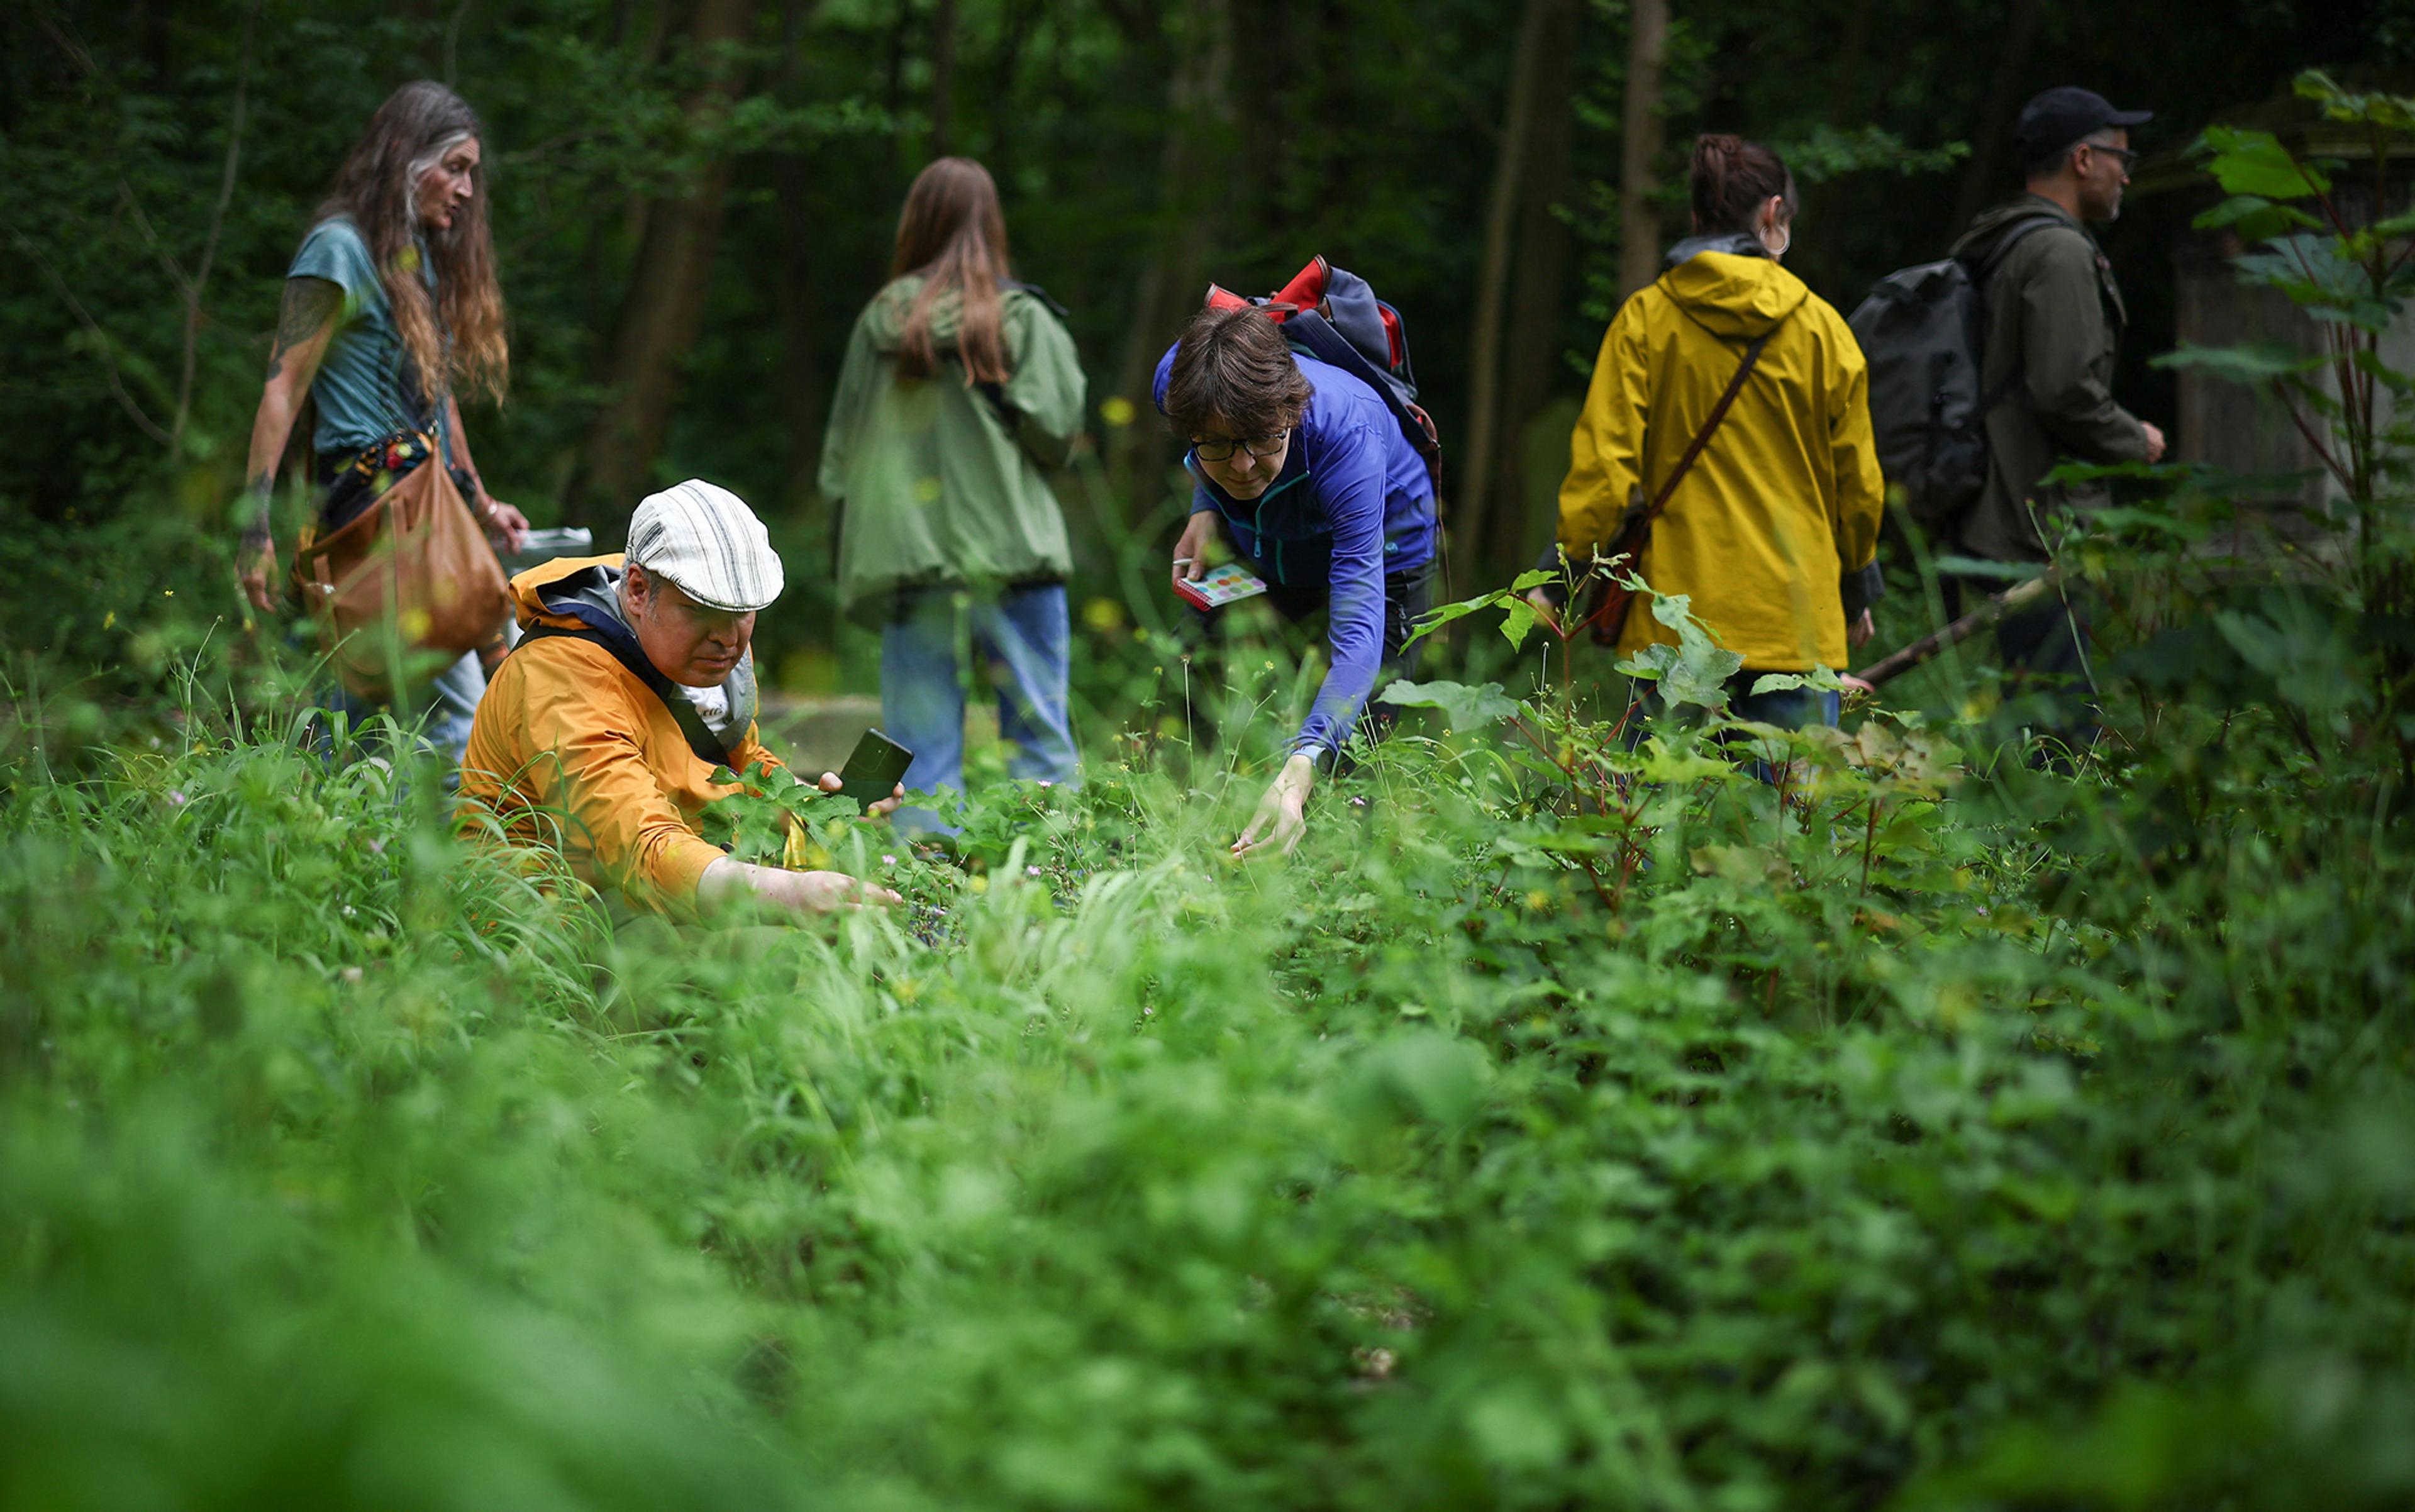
813, 770, 904, 820
700, 857, 901, 915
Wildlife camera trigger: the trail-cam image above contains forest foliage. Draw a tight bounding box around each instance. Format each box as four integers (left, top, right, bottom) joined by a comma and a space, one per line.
6, 5, 2415, 1508
7, 0, 2412, 684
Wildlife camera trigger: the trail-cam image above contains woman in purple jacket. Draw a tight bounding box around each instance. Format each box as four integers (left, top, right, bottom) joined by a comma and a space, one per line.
1154, 305, 1438, 857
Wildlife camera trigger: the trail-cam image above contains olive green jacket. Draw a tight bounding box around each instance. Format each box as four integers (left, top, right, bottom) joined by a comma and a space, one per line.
1950, 194, 2154, 563
818, 276, 1085, 622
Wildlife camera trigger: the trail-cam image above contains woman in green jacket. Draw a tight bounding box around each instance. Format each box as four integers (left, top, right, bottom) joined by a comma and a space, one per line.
819, 157, 1086, 830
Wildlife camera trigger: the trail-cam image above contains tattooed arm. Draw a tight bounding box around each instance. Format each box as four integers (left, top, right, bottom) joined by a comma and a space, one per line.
236, 276, 342, 614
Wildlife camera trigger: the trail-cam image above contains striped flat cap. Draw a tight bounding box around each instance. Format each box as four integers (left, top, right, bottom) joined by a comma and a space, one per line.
626, 480, 784, 613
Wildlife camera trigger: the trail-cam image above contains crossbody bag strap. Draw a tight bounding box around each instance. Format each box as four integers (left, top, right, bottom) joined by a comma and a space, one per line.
1633, 323, 1779, 533
514, 625, 736, 772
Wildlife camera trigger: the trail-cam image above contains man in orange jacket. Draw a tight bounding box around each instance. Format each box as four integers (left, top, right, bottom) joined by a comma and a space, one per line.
460, 479, 899, 920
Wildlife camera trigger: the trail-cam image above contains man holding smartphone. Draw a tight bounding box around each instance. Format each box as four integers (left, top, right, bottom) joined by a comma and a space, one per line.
460, 481, 904, 920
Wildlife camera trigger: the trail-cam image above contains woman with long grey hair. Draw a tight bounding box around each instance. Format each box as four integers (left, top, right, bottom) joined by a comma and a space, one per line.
235, 79, 526, 764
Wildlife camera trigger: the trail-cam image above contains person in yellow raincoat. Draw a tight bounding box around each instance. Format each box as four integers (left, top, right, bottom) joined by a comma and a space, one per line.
1538, 133, 1885, 728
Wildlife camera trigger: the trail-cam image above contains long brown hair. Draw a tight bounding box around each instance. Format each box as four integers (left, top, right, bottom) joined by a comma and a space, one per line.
889, 157, 1013, 385
1690, 134, 1796, 238
314, 80, 508, 409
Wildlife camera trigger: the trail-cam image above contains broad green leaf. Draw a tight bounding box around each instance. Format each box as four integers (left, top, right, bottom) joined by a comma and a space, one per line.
1631, 737, 1733, 783
2296, 68, 2415, 133
1377, 679, 1524, 730
1405, 592, 1505, 647
2196, 126, 2330, 199
2153, 341, 2324, 382
2190, 194, 2322, 241
1615, 643, 1680, 682
1750, 665, 1848, 697
1499, 594, 1540, 651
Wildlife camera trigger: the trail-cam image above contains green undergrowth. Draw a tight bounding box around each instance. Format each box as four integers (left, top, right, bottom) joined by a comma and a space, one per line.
3, 608, 2411, 1512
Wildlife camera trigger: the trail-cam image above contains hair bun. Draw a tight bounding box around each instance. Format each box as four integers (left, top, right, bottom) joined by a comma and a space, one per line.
1689, 133, 1794, 238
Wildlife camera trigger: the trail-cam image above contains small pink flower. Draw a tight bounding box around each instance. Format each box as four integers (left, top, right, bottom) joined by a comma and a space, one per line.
165, 790, 187, 806
1037, 780, 1054, 789
882, 853, 897, 866
1026, 865, 1041, 877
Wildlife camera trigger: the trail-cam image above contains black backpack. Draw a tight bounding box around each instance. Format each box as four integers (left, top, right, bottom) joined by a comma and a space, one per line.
1847, 218, 2055, 535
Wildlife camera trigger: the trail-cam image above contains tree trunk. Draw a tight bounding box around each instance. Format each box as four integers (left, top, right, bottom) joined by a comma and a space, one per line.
772, 0, 827, 510
1108, 0, 1235, 527
567, 0, 758, 526
1618, 0, 1670, 301
981, 0, 1043, 184
1948, 0, 2043, 237
929, 0, 958, 156
1491, 0, 1579, 582
1455, 0, 1579, 586
1826, 0, 1874, 125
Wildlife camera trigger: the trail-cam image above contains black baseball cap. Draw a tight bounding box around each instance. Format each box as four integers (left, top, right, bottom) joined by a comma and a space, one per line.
2015, 86, 2153, 157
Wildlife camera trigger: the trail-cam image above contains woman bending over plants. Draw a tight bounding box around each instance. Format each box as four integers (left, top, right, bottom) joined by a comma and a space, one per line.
1153, 305, 1441, 857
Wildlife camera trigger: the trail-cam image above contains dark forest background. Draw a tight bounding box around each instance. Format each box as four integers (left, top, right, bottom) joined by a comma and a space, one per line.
6, 0, 2412, 691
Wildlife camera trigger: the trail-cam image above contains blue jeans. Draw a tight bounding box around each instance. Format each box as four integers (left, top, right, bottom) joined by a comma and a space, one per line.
881, 584, 1079, 833
319, 648, 486, 789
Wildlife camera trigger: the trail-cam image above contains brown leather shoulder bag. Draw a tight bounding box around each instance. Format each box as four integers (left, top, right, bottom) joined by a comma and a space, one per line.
289, 454, 509, 700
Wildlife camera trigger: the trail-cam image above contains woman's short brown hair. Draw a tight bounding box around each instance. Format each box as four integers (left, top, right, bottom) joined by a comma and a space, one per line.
1162, 305, 1314, 440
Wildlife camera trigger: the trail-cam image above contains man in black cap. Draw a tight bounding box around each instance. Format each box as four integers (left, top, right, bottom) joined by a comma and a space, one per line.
1947, 87, 2165, 734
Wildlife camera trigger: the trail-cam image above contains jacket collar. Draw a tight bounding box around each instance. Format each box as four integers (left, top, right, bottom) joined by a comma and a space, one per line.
1663, 230, 1774, 268
513, 554, 760, 735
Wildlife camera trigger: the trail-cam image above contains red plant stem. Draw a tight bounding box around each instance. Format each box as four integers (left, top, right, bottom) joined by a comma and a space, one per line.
2274, 379, 2353, 492
1574, 852, 1619, 913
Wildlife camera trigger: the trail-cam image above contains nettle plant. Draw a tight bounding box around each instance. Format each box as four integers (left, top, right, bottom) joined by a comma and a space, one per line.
698, 759, 1148, 946
1379, 562, 1964, 924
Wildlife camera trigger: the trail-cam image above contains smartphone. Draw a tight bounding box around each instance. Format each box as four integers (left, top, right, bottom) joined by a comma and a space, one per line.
1174, 562, 1270, 611
836, 727, 914, 809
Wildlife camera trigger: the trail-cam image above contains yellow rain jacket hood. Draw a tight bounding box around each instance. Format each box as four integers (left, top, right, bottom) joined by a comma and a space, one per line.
457, 554, 788, 918
1557, 245, 1885, 670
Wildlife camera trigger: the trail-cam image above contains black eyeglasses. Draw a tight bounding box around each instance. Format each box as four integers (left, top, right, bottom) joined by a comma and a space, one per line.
2084, 142, 2139, 168
1192, 431, 1289, 463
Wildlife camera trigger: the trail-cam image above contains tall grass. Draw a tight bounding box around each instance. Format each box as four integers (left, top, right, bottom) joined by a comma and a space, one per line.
3, 587, 2409, 1510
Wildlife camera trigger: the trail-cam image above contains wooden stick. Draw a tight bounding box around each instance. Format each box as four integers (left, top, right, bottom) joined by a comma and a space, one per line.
1858, 570, 2060, 688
